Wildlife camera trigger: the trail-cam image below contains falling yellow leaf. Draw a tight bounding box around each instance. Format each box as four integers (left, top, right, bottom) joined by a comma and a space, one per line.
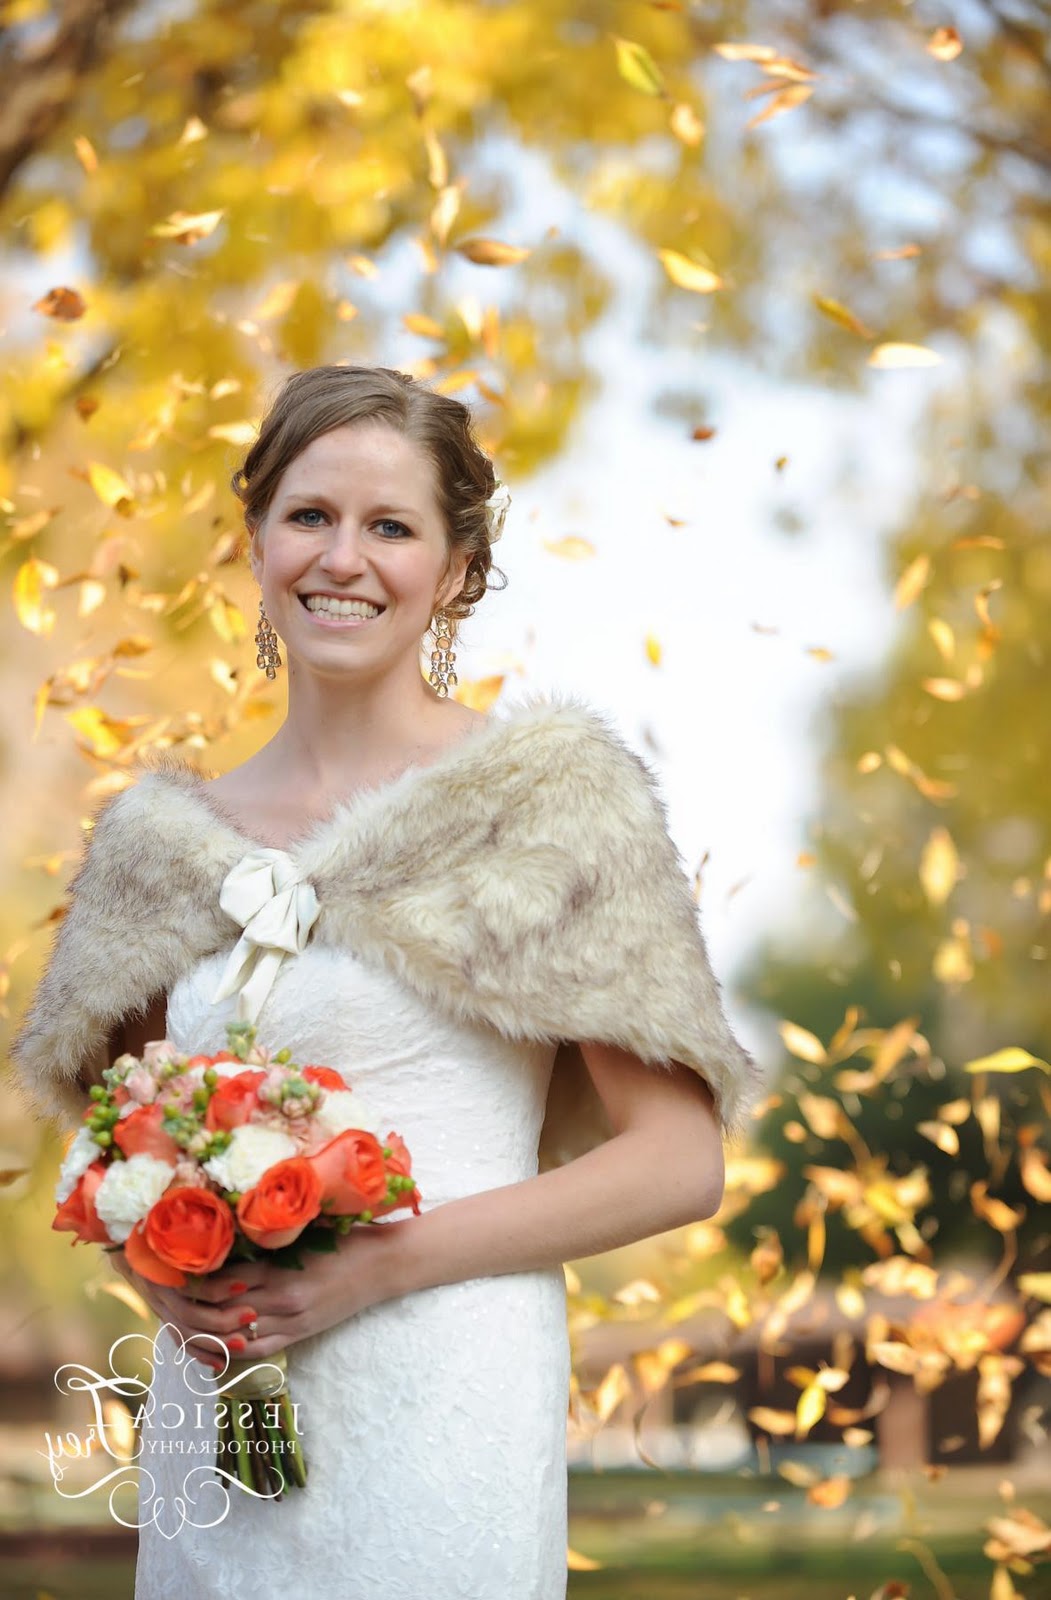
894, 553, 931, 609
543, 536, 596, 560
645, 634, 662, 666
918, 1121, 960, 1157
657, 247, 724, 293
567, 1546, 603, 1572
112, 635, 154, 657
149, 208, 225, 243
928, 26, 963, 62
456, 237, 530, 266
32, 285, 86, 320
990, 1564, 1023, 1600
612, 36, 667, 97
208, 595, 246, 644
971, 1181, 1025, 1233
1017, 1273, 1051, 1304
713, 42, 780, 63
632, 1338, 692, 1396
795, 1381, 827, 1437
964, 1048, 1050, 1076
250, 280, 300, 321
750, 1231, 783, 1285
798, 1093, 842, 1140
868, 342, 943, 368
1019, 1147, 1051, 1204
808, 1475, 850, 1507
208, 421, 259, 446
920, 826, 960, 906
13, 558, 59, 635
404, 313, 446, 340
611, 1278, 663, 1307
73, 134, 98, 173
778, 1020, 827, 1064
746, 83, 814, 129
813, 296, 874, 339
177, 115, 208, 145
922, 676, 968, 700
928, 617, 956, 659
586, 1362, 632, 1422
670, 102, 704, 146
674, 1360, 740, 1385
748, 1406, 796, 1435
87, 460, 135, 512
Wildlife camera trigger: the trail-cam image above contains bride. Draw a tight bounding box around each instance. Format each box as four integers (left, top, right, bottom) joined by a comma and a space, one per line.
12, 364, 758, 1599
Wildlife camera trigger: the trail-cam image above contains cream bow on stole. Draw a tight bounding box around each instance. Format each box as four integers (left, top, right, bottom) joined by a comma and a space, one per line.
210, 848, 320, 1024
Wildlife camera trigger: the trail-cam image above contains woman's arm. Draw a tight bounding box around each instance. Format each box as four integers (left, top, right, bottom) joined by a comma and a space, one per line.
166, 1044, 726, 1362
378, 1042, 725, 1299
75, 991, 170, 1096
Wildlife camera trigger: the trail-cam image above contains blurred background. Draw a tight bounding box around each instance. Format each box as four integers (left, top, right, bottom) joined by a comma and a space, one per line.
1, 0, 1049, 1595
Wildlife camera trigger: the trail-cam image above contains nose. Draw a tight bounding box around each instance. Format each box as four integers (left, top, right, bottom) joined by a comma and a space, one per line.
317, 518, 370, 578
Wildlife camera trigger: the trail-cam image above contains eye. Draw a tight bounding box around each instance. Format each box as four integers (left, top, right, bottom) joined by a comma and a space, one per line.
288, 508, 410, 537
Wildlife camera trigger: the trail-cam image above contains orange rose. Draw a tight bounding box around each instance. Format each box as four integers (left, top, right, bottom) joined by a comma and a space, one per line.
113, 1103, 182, 1163
309, 1129, 389, 1217
53, 1163, 109, 1244
141, 1186, 235, 1277
125, 1217, 188, 1287
373, 1130, 422, 1218
236, 1156, 322, 1249
302, 1064, 349, 1091
205, 1069, 265, 1132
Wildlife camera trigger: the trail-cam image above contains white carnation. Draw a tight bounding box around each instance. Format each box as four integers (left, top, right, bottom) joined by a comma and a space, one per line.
314, 1089, 380, 1141
202, 1124, 297, 1193
94, 1154, 176, 1244
56, 1128, 102, 1205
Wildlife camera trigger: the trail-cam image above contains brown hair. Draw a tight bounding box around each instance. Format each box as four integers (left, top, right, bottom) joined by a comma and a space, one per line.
230, 364, 508, 629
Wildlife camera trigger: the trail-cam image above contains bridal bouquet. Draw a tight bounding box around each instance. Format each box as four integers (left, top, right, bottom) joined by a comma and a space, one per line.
52, 1019, 421, 1500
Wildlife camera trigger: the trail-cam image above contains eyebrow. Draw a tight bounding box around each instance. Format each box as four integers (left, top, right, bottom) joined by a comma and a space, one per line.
279, 492, 421, 519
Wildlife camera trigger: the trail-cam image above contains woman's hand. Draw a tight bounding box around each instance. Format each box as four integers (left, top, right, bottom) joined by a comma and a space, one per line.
107, 1247, 261, 1362
108, 1222, 407, 1363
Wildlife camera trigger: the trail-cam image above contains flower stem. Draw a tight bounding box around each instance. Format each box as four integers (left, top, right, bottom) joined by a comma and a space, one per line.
277, 1391, 308, 1489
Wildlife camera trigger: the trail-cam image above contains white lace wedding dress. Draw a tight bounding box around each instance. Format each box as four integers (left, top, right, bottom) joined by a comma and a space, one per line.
133, 922, 570, 1599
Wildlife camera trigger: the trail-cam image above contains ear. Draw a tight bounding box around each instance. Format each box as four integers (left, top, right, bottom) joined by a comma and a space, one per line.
436, 548, 471, 614
248, 523, 263, 586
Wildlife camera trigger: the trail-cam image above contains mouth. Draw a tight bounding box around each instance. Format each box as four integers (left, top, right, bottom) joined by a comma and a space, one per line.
298, 594, 386, 629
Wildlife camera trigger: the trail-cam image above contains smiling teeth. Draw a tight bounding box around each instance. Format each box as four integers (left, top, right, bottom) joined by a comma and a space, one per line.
304, 597, 382, 618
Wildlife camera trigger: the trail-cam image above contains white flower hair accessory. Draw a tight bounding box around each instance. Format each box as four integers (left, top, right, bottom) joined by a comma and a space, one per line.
484, 478, 511, 541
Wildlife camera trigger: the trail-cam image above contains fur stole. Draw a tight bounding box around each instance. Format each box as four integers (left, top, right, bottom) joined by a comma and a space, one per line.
9, 691, 763, 1171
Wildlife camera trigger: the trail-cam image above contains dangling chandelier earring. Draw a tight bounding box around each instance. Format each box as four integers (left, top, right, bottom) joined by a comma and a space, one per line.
428, 609, 457, 698
255, 598, 282, 679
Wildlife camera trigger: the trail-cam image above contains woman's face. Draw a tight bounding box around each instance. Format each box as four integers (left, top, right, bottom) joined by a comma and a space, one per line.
249, 421, 469, 680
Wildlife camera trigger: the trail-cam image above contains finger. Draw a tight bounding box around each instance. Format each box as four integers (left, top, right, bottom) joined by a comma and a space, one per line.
209, 1330, 291, 1361
166, 1294, 261, 1339
183, 1269, 269, 1305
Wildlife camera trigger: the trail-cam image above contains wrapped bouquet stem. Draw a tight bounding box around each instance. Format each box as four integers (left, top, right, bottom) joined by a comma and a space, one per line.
212, 1348, 306, 1500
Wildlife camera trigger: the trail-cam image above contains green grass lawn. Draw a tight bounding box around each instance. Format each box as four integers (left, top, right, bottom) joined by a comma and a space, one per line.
4, 1469, 1047, 1599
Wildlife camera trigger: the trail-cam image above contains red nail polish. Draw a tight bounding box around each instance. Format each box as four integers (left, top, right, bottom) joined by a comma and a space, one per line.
228, 1335, 246, 1353
229, 1280, 248, 1295
238, 1308, 257, 1327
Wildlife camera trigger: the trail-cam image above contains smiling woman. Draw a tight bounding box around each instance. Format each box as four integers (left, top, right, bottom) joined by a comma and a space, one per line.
10, 365, 759, 1600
